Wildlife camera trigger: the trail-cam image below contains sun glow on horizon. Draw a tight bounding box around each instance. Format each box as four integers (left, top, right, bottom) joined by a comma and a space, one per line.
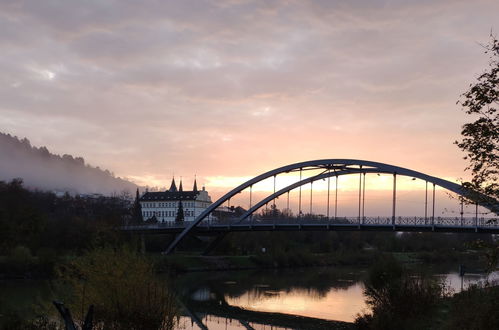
204, 173, 457, 193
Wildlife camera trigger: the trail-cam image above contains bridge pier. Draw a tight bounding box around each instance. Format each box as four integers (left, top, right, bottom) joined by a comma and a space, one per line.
202, 233, 228, 256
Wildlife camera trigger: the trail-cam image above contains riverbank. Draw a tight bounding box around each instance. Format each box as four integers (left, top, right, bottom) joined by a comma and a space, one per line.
155, 249, 483, 273
0, 248, 485, 279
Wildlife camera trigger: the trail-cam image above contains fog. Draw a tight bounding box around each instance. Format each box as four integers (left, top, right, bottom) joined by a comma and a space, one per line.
0, 132, 137, 196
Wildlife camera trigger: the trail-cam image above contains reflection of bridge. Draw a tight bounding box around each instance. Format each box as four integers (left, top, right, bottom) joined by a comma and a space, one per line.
125, 160, 499, 254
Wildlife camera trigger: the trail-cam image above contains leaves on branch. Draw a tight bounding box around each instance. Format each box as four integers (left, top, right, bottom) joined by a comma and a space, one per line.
456, 34, 499, 205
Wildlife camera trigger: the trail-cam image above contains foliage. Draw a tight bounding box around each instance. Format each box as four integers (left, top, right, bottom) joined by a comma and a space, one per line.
4, 245, 35, 275
456, 34, 499, 204
355, 256, 448, 330
175, 201, 184, 222
0, 179, 130, 259
0, 313, 60, 330
58, 246, 178, 330
130, 188, 143, 224
466, 239, 499, 274
444, 283, 499, 330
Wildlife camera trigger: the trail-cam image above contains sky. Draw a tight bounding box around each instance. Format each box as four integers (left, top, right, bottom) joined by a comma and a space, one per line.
0, 0, 498, 215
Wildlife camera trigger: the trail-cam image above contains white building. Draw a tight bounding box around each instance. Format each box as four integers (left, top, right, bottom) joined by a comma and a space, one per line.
140, 178, 212, 222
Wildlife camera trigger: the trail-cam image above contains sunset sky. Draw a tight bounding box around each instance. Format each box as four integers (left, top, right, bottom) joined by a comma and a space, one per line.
1, 1, 498, 213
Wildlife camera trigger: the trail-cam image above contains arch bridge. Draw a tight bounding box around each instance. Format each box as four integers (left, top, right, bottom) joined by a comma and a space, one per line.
124, 160, 499, 254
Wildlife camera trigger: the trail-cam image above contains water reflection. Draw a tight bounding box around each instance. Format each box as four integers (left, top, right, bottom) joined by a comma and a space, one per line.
177, 267, 499, 325
226, 283, 365, 322
439, 271, 499, 292
176, 315, 289, 330
177, 267, 368, 323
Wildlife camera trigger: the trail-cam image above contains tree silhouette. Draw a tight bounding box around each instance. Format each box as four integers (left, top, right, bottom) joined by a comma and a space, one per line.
457, 34, 498, 202
175, 201, 184, 222
131, 188, 143, 223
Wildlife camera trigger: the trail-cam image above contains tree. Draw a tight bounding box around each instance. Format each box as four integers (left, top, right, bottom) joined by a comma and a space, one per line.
175, 201, 184, 222
131, 188, 143, 224
456, 34, 499, 205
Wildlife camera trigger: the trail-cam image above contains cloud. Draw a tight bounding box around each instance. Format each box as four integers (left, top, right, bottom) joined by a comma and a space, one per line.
0, 0, 498, 195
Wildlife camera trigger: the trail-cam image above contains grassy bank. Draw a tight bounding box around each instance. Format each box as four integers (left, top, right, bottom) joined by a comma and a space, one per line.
155, 249, 485, 273
155, 250, 380, 273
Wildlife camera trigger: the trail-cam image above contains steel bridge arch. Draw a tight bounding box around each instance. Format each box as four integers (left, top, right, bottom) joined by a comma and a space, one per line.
165, 159, 498, 254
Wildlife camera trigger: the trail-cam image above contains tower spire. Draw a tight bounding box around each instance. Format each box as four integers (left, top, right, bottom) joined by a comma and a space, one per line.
169, 177, 177, 192
193, 175, 198, 192
179, 177, 183, 192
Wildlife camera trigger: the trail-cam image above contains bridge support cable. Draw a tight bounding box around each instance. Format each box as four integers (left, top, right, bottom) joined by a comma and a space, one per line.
236, 169, 383, 224
249, 185, 252, 221
335, 174, 338, 220
392, 173, 397, 226
327, 171, 331, 219
475, 202, 479, 228
358, 169, 362, 225
362, 172, 366, 223
460, 198, 464, 226
273, 175, 276, 209
286, 191, 290, 214
310, 180, 313, 216
298, 168, 302, 218
163, 159, 499, 255
432, 183, 436, 226
425, 181, 428, 224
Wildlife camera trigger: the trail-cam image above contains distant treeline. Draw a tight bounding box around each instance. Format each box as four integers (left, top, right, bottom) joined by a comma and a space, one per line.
0, 132, 137, 195
0, 179, 132, 277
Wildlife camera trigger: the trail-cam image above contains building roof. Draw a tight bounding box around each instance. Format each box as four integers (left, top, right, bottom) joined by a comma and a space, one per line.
140, 191, 199, 201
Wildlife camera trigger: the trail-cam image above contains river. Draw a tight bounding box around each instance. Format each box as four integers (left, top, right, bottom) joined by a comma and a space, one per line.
1, 265, 497, 330
173, 265, 498, 329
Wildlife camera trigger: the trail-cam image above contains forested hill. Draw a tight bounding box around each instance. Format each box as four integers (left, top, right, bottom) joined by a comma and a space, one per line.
0, 132, 138, 195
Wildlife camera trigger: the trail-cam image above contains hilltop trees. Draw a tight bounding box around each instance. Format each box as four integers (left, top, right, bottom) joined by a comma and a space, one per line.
456, 34, 499, 202
0, 132, 138, 195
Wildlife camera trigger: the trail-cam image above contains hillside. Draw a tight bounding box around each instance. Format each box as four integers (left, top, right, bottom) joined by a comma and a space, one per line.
0, 132, 138, 195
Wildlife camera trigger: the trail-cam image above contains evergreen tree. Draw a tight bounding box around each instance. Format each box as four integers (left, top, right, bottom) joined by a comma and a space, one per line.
175, 201, 184, 222
131, 188, 143, 223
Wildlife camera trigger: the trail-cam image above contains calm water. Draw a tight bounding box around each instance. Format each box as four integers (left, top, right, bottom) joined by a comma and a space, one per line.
2, 266, 497, 330
173, 265, 498, 329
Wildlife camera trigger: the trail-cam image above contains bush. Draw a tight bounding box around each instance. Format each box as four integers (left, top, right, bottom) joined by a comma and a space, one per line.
444, 283, 499, 329
5, 245, 35, 275
355, 256, 448, 329
58, 246, 178, 330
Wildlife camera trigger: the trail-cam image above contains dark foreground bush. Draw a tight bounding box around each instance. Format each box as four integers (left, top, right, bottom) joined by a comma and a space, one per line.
355, 256, 448, 330
58, 246, 178, 330
0, 312, 59, 330
444, 283, 499, 330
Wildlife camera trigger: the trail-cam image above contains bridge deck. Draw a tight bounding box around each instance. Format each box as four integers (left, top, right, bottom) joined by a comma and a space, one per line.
122, 217, 499, 235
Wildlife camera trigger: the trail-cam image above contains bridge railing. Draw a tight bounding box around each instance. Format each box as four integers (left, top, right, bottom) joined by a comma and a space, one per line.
247, 216, 498, 227
122, 216, 498, 230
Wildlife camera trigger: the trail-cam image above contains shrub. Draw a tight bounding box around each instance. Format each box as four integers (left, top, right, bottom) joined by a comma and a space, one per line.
58, 246, 178, 330
444, 283, 499, 330
5, 245, 35, 275
355, 256, 448, 329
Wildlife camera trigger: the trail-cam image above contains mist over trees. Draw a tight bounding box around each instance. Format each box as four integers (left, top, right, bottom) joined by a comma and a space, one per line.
0, 132, 137, 195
